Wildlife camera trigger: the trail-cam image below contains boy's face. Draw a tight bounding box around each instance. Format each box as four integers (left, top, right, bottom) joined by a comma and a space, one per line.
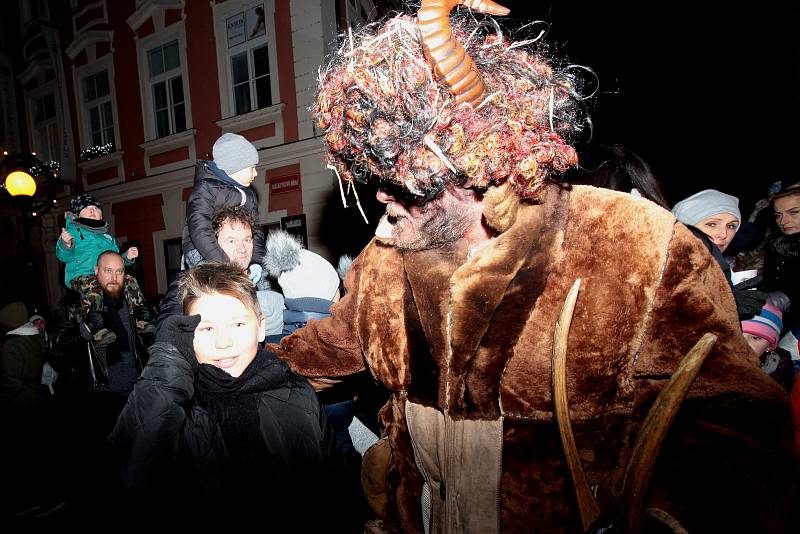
189, 291, 266, 378
79, 205, 103, 220
231, 165, 257, 187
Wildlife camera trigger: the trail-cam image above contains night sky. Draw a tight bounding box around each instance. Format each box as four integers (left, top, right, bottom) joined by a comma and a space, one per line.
497, 1, 799, 214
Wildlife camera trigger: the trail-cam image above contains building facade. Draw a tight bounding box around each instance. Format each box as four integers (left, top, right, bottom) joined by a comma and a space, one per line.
0, 0, 394, 308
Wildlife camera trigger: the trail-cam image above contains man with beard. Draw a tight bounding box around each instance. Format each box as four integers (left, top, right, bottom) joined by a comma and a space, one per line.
50, 250, 155, 518
52, 250, 155, 394
271, 2, 796, 533
86, 251, 147, 393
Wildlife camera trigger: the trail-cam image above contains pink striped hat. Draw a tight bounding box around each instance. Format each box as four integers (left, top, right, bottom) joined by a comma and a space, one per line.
741, 303, 783, 351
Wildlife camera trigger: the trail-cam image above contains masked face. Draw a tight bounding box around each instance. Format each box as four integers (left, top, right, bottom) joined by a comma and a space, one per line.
375, 184, 473, 251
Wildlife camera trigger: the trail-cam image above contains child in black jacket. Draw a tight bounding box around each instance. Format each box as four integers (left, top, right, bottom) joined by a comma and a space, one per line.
183, 133, 266, 284
109, 263, 357, 528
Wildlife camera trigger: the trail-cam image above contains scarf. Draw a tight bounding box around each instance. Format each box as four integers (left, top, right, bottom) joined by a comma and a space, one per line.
195, 349, 294, 497
71, 215, 109, 234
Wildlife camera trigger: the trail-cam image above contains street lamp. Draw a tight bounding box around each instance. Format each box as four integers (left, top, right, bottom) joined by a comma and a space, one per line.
0, 152, 62, 215
5, 170, 37, 196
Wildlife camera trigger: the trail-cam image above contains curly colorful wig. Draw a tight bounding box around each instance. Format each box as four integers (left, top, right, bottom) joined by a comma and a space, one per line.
314, 6, 589, 204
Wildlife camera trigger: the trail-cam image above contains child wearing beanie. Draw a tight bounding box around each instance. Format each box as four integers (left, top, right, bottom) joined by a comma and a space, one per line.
56, 193, 146, 344
182, 133, 266, 284
262, 231, 360, 469
742, 303, 793, 392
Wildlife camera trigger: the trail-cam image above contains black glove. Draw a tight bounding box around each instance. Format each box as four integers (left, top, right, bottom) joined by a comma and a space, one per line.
156, 314, 201, 370
733, 274, 763, 292
733, 289, 768, 319
732, 275, 768, 319
131, 305, 156, 325
80, 311, 106, 340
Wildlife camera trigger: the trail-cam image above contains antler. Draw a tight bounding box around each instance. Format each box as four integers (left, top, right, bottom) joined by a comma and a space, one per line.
621, 332, 717, 533
417, 0, 510, 107
552, 279, 603, 531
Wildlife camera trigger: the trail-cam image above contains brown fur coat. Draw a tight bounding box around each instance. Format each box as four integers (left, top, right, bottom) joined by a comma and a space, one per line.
277, 184, 796, 533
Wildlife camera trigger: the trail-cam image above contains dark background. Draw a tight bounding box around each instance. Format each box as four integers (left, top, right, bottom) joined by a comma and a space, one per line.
499, 0, 799, 216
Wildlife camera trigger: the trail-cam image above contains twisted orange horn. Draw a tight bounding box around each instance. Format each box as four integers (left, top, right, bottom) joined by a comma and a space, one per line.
417, 0, 510, 107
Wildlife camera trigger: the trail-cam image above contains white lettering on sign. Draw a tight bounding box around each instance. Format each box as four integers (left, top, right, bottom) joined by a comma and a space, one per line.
270, 174, 301, 194
272, 179, 299, 189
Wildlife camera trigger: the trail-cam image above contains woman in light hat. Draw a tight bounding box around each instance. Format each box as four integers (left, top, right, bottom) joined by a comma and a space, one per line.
671, 189, 770, 319
672, 188, 741, 253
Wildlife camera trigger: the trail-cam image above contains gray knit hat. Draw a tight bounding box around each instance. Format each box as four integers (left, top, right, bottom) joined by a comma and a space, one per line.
672, 189, 741, 227
212, 133, 259, 176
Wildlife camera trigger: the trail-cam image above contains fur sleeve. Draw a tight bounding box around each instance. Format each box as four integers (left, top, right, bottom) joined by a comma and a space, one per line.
635, 223, 797, 532
273, 251, 367, 378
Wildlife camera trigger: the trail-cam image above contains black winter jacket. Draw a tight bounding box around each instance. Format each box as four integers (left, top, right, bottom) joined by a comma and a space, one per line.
182, 160, 266, 264
50, 286, 154, 391
0, 326, 44, 413
108, 344, 351, 527
154, 272, 184, 337
761, 232, 800, 332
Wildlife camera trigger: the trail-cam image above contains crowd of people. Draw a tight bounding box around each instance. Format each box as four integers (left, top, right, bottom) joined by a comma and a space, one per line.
1, 1, 798, 530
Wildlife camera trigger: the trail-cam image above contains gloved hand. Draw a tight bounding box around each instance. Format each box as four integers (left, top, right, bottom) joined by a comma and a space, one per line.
131, 305, 156, 325
248, 263, 263, 286
766, 290, 791, 314
733, 289, 768, 319
80, 311, 106, 340
732, 278, 768, 320
733, 274, 763, 292
156, 314, 201, 370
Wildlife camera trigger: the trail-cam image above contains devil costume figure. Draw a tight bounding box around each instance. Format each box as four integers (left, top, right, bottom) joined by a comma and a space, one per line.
274, 2, 797, 532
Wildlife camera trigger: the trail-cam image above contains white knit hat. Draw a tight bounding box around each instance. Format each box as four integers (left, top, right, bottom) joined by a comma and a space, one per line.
672, 189, 741, 227
263, 231, 340, 301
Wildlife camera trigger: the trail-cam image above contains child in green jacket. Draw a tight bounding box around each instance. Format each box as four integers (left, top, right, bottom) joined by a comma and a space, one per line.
56, 194, 145, 344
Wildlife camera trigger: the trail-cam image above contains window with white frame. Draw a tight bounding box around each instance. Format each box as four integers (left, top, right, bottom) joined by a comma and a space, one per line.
30, 92, 59, 162
147, 39, 186, 138
81, 69, 115, 149
225, 3, 272, 115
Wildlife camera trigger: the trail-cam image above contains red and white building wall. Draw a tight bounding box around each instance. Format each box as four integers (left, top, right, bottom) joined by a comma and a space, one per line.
2, 0, 391, 305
